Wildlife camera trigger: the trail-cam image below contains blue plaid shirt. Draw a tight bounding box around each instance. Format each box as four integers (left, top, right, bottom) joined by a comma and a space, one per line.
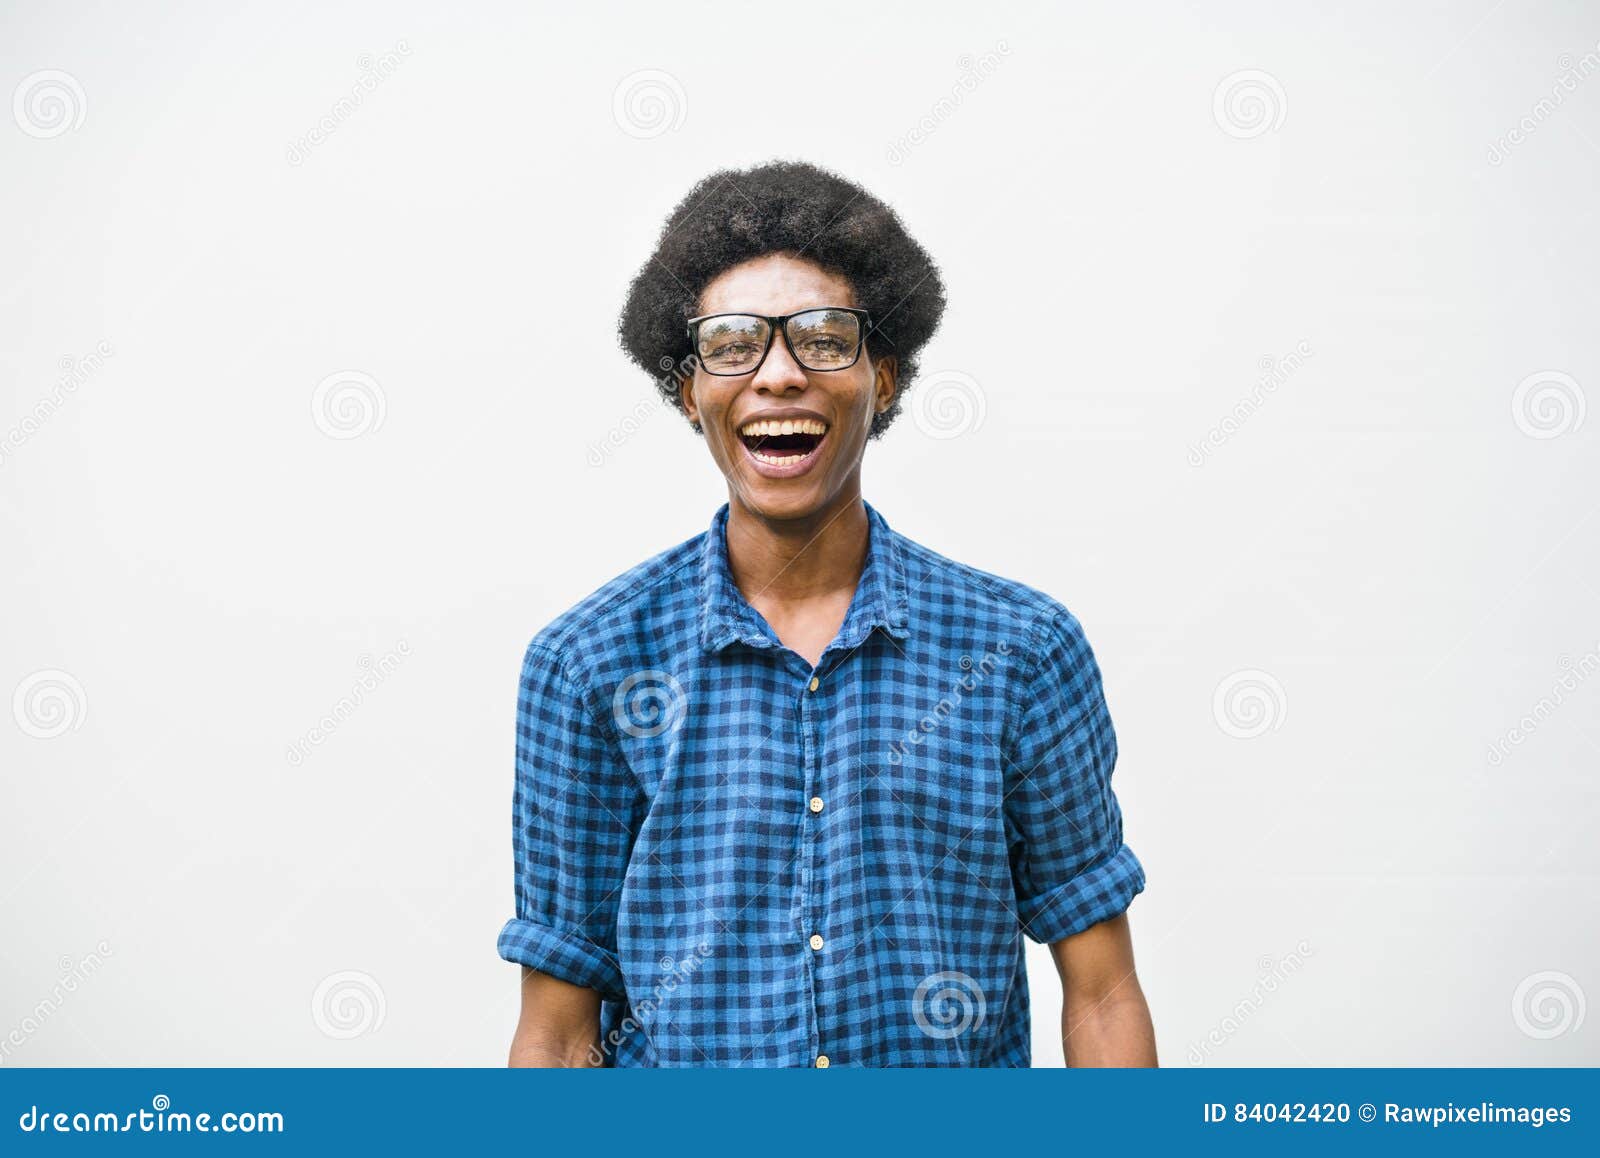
498, 502, 1144, 1067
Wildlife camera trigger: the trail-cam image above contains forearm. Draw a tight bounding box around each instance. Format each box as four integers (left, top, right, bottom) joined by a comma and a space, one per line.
1050, 913, 1156, 1067
1062, 983, 1157, 1067
508, 968, 604, 1068
508, 1027, 604, 1068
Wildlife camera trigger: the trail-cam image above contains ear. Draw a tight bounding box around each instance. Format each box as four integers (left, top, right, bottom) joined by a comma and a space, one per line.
872, 356, 899, 415
680, 370, 701, 426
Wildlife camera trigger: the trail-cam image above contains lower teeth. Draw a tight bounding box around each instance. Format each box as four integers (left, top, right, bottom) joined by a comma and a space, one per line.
753, 451, 805, 465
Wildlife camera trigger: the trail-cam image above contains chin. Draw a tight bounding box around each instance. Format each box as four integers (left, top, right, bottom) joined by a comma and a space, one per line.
735, 474, 836, 523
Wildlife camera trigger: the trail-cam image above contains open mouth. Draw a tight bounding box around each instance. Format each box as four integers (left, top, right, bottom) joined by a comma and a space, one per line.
737, 417, 828, 470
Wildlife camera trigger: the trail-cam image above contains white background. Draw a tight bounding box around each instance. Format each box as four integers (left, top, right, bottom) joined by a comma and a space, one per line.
3, 0, 1597, 1067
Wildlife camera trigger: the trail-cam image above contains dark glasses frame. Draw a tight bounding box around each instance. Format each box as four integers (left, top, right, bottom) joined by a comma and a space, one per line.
685, 306, 873, 377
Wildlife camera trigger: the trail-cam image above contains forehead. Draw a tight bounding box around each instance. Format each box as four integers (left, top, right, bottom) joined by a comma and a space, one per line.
697, 253, 857, 316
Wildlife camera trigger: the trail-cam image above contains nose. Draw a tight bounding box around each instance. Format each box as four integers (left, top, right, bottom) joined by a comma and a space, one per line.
751, 333, 808, 395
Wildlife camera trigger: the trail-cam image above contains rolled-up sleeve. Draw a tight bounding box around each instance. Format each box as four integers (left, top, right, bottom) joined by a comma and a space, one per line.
496, 641, 642, 1002
1003, 609, 1145, 944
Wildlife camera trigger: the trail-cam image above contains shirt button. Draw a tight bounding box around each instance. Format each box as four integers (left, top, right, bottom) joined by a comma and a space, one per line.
809, 933, 824, 951
808, 677, 820, 692
815, 1055, 830, 1068
808, 796, 824, 813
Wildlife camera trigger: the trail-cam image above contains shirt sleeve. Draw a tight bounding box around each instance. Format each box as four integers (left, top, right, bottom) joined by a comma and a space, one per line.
1003, 608, 1145, 944
496, 641, 643, 1002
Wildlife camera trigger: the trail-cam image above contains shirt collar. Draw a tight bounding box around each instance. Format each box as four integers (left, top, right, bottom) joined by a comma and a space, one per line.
698, 501, 910, 654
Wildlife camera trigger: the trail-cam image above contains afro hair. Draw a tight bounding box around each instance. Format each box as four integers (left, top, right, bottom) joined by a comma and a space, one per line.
617, 159, 946, 438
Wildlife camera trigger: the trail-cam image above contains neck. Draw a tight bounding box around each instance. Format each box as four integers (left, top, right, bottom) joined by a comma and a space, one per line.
724, 486, 869, 607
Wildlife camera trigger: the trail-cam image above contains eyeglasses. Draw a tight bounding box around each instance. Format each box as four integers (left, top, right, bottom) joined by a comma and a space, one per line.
685, 307, 871, 376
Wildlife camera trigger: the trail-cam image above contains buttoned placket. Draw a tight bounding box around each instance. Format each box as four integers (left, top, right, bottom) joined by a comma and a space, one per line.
794, 642, 851, 1069
697, 502, 906, 1068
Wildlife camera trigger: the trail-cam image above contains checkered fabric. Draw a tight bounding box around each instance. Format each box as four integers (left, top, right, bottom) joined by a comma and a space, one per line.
498, 502, 1144, 1067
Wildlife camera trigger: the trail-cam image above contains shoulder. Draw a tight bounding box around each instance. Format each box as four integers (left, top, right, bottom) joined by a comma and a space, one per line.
892, 525, 1086, 645
885, 520, 1105, 700
524, 530, 704, 679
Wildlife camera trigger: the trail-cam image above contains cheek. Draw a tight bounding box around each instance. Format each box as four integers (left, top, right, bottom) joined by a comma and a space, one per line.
838, 376, 879, 429
689, 379, 729, 433
702, 403, 746, 464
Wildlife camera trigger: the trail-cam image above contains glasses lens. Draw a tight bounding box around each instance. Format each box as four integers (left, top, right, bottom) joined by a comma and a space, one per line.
786, 309, 862, 370
695, 315, 770, 374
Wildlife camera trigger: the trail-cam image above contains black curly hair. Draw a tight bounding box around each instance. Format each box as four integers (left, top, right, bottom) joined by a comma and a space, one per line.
618, 160, 946, 438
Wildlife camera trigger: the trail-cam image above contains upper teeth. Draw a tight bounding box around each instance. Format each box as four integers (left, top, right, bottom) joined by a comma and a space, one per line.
740, 418, 827, 437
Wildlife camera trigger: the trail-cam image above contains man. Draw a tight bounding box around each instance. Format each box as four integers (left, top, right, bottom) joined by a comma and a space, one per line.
499, 160, 1154, 1067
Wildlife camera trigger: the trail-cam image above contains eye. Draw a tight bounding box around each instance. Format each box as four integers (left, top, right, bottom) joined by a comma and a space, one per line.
706, 341, 760, 359
797, 335, 851, 362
